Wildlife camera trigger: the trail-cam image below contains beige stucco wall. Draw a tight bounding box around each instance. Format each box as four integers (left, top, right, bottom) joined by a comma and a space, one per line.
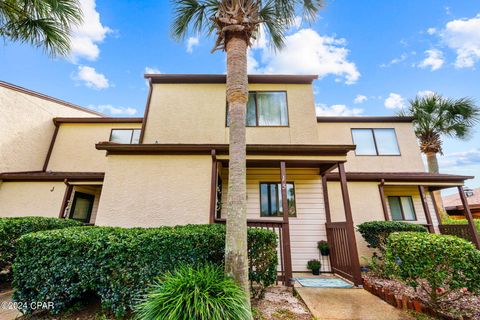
47, 123, 142, 172
0, 181, 66, 217
220, 168, 329, 272
317, 122, 424, 172
143, 83, 318, 145
95, 155, 211, 227
0, 85, 98, 173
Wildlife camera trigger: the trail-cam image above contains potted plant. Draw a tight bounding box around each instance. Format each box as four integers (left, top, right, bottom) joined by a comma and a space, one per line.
307, 259, 321, 275
317, 240, 330, 256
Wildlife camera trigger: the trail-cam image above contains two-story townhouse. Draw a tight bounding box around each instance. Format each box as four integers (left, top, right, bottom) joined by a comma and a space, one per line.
0, 75, 473, 286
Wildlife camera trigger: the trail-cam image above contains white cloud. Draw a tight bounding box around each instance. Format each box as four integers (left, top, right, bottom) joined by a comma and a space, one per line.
316, 104, 363, 116
418, 49, 444, 71
70, 0, 111, 61
380, 53, 408, 67
417, 90, 435, 97
353, 95, 367, 104
384, 93, 405, 109
75, 66, 109, 89
439, 149, 480, 168
89, 104, 137, 116
427, 27, 437, 35
441, 14, 480, 68
145, 66, 161, 74
251, 28, 360, 84
186, 36, 199, 53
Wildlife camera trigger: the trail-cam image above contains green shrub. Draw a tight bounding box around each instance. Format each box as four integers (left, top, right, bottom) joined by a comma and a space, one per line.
13, 224, 277, 316
0, 217, 82, 280
357, 221, 427, 251
385, 232, 480, 297
134, 264, 251, 320
306, 259, 321, 270
443, 217, 480, 232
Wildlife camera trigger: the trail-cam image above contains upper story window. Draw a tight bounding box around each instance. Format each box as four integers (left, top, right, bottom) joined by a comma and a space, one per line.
227, 91, 289, 127
351, 128, 400, 156
110, 129, 141, 144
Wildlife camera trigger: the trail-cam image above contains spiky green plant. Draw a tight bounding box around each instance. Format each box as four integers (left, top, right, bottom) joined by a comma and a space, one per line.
170, 1, 324, 303
134, 264, 251, 320
0, 0, 83, 56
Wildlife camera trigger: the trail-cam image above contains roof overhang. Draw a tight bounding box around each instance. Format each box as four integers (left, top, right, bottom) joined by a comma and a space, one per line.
53, 117, 143, 125
145, 74, 318, 84
317, 116, 414, 123
95, 143, 356, 157
0, 171, 104, 182
325, 171, 472, 188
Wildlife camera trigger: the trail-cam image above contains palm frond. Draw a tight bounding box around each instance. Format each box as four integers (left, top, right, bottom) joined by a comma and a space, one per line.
171, 0, 218, 40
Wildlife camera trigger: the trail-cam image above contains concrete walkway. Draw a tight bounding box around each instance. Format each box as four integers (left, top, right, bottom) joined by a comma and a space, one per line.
0, 290, 22, 320
296, 287, 410, 320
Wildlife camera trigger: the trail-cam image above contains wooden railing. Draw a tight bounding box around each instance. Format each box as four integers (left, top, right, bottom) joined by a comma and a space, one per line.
439, 224, 474, 242
214, 219, 287, 286
326, 222, 355, 283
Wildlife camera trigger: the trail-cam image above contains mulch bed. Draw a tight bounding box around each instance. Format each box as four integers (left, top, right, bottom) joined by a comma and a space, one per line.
364, 274, 480, 320
252, 286, 313, 320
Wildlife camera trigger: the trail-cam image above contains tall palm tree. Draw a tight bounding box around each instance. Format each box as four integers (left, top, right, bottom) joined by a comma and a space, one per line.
399, 93, 480, 214
171, 0, 324, 301
0, 0, 82, 56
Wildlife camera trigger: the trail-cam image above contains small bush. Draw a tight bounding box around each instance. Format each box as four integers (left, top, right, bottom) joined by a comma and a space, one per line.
357, 221, 427, 251
135, 265, 251, 320
385, 232, 480, 305
306, 259, 321, 270
0, 217, 82, 280
13, 224, 277, 316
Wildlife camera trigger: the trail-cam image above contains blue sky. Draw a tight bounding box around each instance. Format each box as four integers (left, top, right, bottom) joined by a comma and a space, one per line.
1, 0, 480, 189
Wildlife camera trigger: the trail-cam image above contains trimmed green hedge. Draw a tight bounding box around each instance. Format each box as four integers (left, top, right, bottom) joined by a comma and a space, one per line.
13, 224, 277, 316
0, 217, 82, 280
357, 221, 428, 250
385, 232, 480, 294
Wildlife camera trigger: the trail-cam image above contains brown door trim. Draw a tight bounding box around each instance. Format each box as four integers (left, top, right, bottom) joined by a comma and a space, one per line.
59, 180, 73, 218
418, 186, 435, 233
280, 161, 293, 286
378, 180, 390, 221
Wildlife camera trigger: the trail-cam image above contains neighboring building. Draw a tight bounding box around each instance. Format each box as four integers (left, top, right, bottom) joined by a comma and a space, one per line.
0, 75, 473, 285
443, 188, 480, 219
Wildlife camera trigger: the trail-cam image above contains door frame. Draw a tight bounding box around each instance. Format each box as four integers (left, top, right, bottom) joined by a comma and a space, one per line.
69, 191, 95, 223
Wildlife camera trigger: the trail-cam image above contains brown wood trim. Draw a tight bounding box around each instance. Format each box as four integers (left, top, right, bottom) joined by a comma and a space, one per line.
59, 181, 73, 218
209, 150, 217, 224
42, 123, 59, 171
0, 172, 104, 182
418, 186, 435, 233
458, 186, 480, 249
96, 143, 356, 156
322, 174, 332, 224
280, 161, 293, 286
429, 189, 442, 225
325, 172, 472, 183
338, 162, 363, 286
139, 79, 153, 143
0, 80, 104, 116
53, 117, 143, 125
317, 116, 414, 123
145, 74, 318, 84
378, 181, 390, 221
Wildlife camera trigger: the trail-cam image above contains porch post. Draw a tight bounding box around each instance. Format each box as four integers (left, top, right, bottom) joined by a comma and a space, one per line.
59, 179, 73, 218
430, 190, 443, 225
418, 186, 435, 233
209, 150, 217, 224
458, 186, 480, 249
338, 162, 363, 286
321, 175, 331, 224
280, 161, 293, 286
378, 179, 389, 221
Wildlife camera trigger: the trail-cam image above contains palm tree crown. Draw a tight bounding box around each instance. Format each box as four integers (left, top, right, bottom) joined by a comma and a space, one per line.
0, 0, 83, 56
171, 0, 324, 52
400, 93, 480, 155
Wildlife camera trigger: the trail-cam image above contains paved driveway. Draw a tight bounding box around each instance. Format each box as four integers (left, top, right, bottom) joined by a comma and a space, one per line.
296, 287, 412, 320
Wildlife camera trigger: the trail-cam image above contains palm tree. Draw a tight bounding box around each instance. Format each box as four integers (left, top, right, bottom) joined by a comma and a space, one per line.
0, 0, 82, 56
171, 0, 324, 302
399, 93, 480, 214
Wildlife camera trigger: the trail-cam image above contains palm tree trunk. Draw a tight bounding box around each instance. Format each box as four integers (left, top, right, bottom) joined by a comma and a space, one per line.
426, 152, 446, 222
224, 32, 250, 306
